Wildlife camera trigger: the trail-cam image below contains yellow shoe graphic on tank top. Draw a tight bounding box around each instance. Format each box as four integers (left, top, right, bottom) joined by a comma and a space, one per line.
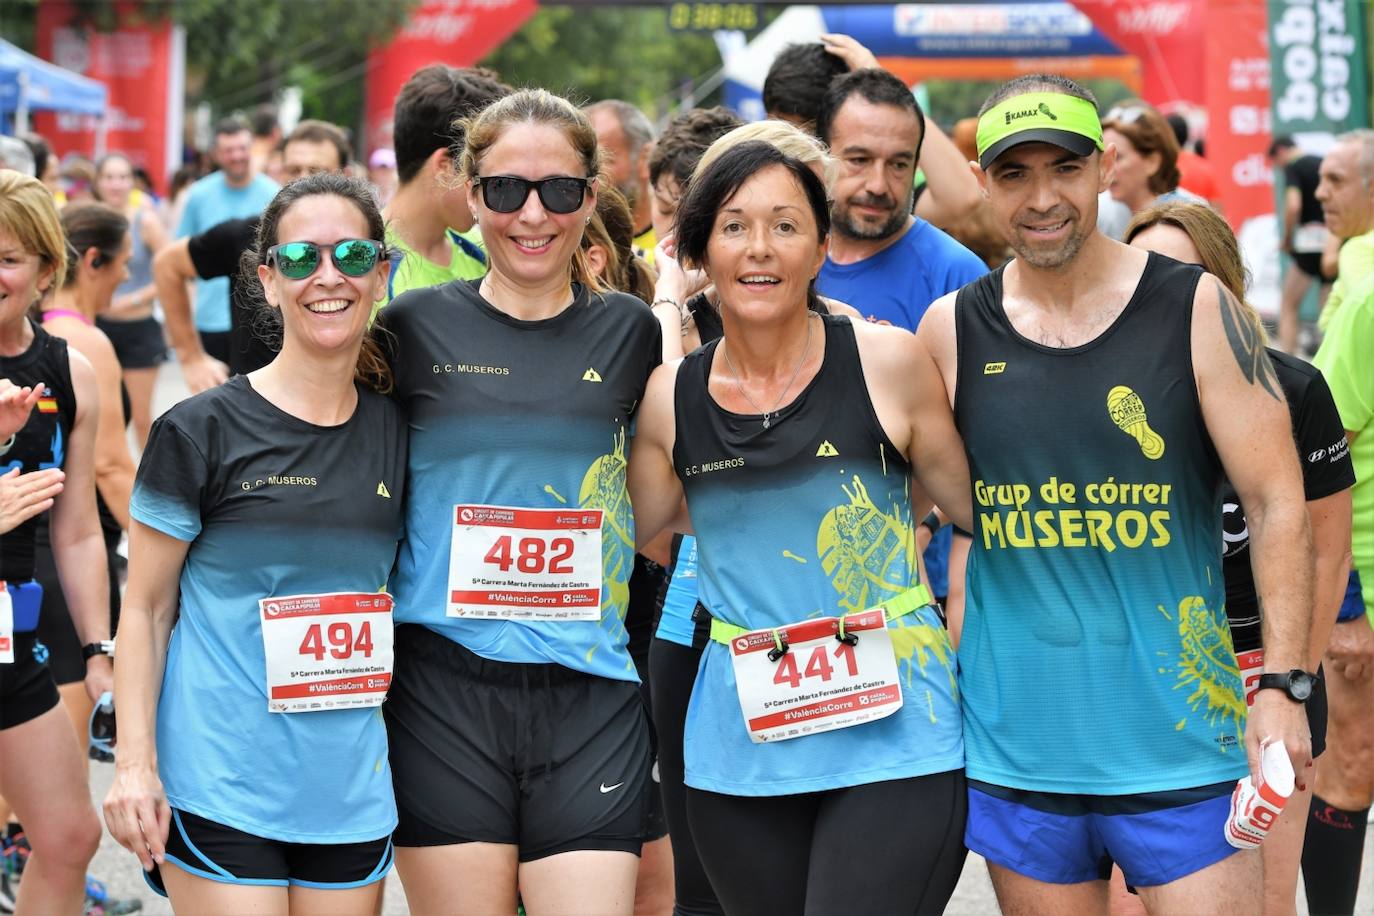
1107, 385, 1165, 460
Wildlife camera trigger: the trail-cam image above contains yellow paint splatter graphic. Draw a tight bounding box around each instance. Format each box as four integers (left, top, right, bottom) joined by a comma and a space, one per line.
579, 427, 633, 671
1167, 595, 1244, 745
1107, 385, 1165, 460
543, 484, 567, 504
817, 476, 915, 614
781, 550, 808, 564
816, 474, 957, 698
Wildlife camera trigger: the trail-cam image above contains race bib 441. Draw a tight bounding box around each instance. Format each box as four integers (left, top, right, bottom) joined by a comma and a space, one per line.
729, 610, 903, 743
447, 505, 603, 621
259, 592, 393, 713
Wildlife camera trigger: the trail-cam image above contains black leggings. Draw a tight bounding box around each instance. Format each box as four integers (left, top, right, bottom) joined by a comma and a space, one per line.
686, 770, 968, 916
649, 636, 721, 916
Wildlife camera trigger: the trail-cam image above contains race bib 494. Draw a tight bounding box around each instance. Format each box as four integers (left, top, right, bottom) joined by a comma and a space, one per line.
259, 592, 394, 713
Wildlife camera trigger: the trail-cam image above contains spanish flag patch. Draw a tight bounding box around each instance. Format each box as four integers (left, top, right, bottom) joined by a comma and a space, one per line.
37, 389, 57, 413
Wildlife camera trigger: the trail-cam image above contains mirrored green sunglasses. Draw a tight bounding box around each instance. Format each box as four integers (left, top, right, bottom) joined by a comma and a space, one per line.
266, 239, 385, 280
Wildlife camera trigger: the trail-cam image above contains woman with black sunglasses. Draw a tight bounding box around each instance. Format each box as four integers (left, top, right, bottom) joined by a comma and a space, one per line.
104, 173, 407, 915
378, 88, 660, 914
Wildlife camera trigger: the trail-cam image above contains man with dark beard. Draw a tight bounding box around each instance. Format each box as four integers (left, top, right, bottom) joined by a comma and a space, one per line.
815, 68, 986, 330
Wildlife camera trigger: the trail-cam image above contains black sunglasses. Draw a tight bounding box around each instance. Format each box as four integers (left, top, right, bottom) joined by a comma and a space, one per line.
266, 239, 384, 280
475, 175, 593, 214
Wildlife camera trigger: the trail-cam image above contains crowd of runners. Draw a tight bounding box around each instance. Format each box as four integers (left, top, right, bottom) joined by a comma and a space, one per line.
2, 34, 1374, 916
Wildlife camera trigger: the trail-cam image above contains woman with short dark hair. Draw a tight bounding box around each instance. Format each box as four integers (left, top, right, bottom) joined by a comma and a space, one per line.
629, 140, 973, 915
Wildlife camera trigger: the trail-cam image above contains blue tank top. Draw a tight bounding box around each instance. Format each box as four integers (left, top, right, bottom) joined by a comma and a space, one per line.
115, 203, 155, 298
673, 316, 962, 796
953, 254, 1245, 794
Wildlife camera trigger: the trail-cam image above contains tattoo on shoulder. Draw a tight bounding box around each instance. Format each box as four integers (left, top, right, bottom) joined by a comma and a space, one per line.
1216, 279, 1281, 402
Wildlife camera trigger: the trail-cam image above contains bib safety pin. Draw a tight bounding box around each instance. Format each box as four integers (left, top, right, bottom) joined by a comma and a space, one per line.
766, 629, 790, 662
835, 614, 859, 647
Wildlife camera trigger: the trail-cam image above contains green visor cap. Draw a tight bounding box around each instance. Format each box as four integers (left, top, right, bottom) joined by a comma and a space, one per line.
976, 93, 1105, 169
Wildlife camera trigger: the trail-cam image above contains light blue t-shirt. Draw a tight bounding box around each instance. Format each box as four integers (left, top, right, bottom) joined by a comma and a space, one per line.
817, 217, 986, 330
130, 377, 406, 843
176, 172, 278, 333
655, 536, 699, 647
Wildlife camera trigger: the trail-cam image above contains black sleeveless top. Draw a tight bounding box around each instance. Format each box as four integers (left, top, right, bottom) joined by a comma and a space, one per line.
687, 292, 834, 350
1, 321, 78, 581
672, 314, 919, 615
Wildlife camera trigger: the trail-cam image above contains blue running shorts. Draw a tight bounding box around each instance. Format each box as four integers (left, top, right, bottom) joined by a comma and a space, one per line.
966, 779, 1239, 888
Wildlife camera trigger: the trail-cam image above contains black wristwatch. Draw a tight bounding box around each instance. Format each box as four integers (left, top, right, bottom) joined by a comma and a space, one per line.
1255, 668, 1319, 703
82, 640, 115, 661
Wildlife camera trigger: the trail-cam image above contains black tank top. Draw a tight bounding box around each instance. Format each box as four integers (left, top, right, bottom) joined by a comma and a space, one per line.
1, 321, 77, 580
688, 292, 832, 350
952, 253, 1245, 791
671, 311, 922, 636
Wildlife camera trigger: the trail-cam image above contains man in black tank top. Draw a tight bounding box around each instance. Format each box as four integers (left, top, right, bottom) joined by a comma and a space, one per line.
916, 74, 1316, 914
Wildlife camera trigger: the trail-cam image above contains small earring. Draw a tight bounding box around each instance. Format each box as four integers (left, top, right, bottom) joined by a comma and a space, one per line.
586, 215, 592, 225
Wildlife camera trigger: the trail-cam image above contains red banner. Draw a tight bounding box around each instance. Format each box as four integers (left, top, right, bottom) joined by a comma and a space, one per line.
364, 0, 537, 155
33, 0, 182, 195
1204, 0, 1272, 229
1071, 1, 1206, 106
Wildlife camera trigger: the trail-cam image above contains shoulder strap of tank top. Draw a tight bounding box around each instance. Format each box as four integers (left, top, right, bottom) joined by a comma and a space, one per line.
953, 263, 1008, 406
41, 308, 94, 326
671, 338, 720, 469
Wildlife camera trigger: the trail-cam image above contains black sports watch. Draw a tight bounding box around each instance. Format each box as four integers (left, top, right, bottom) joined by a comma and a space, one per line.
1255, 668, 1319, 703
82, 640, 115, 662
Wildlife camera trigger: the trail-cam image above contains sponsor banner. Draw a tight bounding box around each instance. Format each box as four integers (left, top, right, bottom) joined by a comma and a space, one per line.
1071, 0, 1207, 105
825, 3, 1121, 58
33, 0, 183, 194
1205, 0, 1273, 229
364, 0, 537, 155
1267, 0, 1370, 150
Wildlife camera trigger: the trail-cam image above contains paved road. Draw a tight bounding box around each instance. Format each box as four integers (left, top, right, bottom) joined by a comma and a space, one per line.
72, 362, 1374, 914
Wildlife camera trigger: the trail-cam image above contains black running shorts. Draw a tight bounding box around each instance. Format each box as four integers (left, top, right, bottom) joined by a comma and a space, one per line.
386, 625, 651, 861
0, 634, 61, 730
148, 808, 392, 894
95, 315, 168, 369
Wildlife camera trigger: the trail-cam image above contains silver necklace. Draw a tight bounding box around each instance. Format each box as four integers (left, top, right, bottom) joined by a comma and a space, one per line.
721, 315, 814, 430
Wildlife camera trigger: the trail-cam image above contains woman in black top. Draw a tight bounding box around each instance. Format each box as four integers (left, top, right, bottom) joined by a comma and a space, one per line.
1126, 201, 1354, 916
0, 169, 112, 914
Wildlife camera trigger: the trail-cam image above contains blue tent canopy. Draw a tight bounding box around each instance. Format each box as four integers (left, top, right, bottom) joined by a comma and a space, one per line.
0, 37, 107, 122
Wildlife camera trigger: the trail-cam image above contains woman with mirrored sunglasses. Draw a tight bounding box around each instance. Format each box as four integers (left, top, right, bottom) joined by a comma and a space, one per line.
104, 173, 408, 915
377, 89, 660, 915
